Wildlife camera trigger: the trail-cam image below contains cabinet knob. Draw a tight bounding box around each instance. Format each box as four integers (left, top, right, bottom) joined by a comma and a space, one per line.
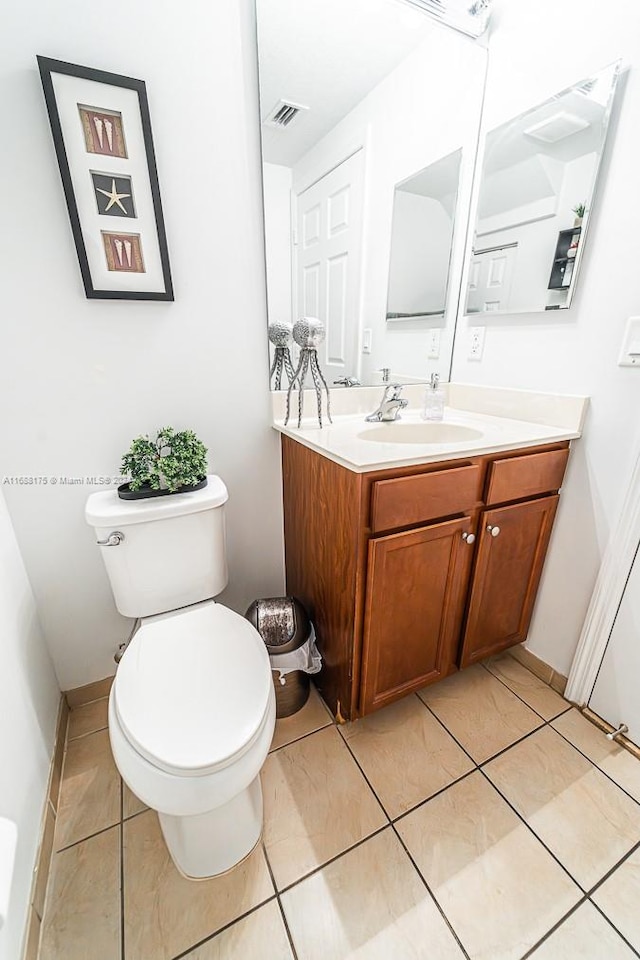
462, 531, 476, 544
486, 524, 501, 537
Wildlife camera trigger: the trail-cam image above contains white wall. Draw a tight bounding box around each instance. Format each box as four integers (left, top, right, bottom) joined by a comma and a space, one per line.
451, 0, 640, 673
0, 490, 59, 960
263, 162, 293, 328
1, 0, 285, 690
291, 28, 486, 384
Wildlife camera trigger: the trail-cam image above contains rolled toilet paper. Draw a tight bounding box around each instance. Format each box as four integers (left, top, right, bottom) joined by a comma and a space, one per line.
0, 817, 17, 931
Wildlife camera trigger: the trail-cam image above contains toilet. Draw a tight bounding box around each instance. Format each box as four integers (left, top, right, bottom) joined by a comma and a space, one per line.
85, 476, 276, 879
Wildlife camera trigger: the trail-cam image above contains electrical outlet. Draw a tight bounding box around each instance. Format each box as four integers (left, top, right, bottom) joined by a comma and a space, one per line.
362, 328, 372, 355
468, 326, 485, 361
427, 328, 441, 359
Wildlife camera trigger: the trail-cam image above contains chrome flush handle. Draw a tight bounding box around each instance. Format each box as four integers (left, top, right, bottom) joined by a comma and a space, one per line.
96, 531, 125, 547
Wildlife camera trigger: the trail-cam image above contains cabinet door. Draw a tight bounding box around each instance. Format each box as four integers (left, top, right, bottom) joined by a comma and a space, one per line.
359, 516, 474, 715
459, 495, 559, 667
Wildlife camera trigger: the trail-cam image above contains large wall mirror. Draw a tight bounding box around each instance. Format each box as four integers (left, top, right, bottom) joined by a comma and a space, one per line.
257, 0, 487, 389
465, 62, 620, 316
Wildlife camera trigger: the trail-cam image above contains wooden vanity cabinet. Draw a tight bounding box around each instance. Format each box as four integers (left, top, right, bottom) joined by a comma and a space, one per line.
360, 515, 474, 715
281, 434, 569, 721
458, 495, 559, 667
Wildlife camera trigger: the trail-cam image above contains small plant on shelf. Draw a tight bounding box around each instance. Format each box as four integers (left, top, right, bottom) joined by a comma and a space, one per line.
119, 427, 208, 500
572, 202, 586, 225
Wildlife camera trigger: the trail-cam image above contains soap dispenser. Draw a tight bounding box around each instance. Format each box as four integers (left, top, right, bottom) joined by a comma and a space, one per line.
422, 373, 445, 421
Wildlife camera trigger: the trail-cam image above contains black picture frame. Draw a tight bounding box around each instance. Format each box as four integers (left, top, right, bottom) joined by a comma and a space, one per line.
37, 56, 174, 301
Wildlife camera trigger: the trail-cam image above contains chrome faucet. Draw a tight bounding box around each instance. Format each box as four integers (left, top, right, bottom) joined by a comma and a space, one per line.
365, 384, 408, 422
333, 376, 361, 387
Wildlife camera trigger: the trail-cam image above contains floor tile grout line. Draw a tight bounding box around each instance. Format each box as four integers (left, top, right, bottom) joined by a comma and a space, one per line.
476, 766, 588, 895
475, 720, 552, 769
169, 891, 280, 960
276, 898, 301, 960
122, 806, 149, 824
479, 658, 570, 723
390, 768, 478, 826
587, 895, 640, 959
275, 823, 391, 897
261, 842, 300, 960
518, 895, 588, 959
414, 696, 479, 766
63, 726, 110, 747
417, 691, 548, 770
66, 693, 111, 711
389, 821, 472, 960
54, 819, 122, 854
551, 704, 575, 719
119, 794, 125, 960
586, 837, 640, 899
331, 723, 392, 823
268, 718, 334, 755
550, 723, 640, 809
67, 723, 109, 743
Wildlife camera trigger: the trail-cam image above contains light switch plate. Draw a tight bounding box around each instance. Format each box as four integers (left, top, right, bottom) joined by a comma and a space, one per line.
468, 326, 485, 361
618, 316, 640, 367
362, 328, 372, 355
427, 328, 441, 359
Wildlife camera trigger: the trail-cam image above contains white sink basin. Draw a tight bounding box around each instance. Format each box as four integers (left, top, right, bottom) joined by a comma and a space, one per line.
357, 422, 485, 444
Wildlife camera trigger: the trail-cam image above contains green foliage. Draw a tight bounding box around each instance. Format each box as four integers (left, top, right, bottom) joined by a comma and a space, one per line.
572, 202, 586, 218
121, 427, 208, 492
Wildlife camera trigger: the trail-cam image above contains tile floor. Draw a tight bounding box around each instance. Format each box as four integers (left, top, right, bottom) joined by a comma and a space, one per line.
37, 654, 640, 960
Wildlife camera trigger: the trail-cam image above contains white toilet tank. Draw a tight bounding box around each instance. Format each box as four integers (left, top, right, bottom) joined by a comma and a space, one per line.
85, 476, 229, 618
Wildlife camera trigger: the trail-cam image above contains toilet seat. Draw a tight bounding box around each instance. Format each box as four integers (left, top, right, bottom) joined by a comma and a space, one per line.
113, 601, 272, 778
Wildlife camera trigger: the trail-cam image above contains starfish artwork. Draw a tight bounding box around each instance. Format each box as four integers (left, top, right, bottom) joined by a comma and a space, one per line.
91, 173, 135, 218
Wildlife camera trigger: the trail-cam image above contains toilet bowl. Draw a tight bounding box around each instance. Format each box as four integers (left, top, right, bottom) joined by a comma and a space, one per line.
109, 601, 275, 877
85, 477, 276, 878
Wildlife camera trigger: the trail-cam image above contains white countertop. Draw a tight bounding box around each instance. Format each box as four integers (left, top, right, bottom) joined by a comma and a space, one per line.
272, 383, 588, 473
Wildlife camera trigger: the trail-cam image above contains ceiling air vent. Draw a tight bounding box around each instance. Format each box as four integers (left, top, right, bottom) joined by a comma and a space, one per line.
264, 99, 308, 130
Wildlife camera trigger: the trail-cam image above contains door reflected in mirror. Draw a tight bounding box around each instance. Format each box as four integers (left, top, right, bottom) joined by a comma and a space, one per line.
386, 149, 462, 323
466, 62, 620, 316
257, 0, 487, 389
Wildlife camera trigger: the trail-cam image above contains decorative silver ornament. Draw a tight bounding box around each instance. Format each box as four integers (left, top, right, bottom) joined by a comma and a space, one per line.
268, 321, 293, 348
292, 317, 325, 350
268, 321, 296, 390
285, 317, 332, 428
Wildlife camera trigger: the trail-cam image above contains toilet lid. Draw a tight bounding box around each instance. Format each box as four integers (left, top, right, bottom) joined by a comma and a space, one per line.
113, 602, 272, 777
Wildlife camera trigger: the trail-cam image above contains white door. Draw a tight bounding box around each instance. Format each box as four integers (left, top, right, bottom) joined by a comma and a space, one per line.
294, 150, 364, 382
466, 245, 517, 314
589, 543, 640, 746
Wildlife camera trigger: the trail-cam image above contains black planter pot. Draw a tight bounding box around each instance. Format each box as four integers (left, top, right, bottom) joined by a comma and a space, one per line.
117, 477, 208, 501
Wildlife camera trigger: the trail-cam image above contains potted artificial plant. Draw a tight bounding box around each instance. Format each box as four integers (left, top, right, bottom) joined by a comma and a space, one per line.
118, 427, 208, 500
572, 203, 586, 227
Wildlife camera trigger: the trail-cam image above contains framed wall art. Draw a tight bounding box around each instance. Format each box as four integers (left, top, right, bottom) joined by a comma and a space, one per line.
37, 56, 174, 301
